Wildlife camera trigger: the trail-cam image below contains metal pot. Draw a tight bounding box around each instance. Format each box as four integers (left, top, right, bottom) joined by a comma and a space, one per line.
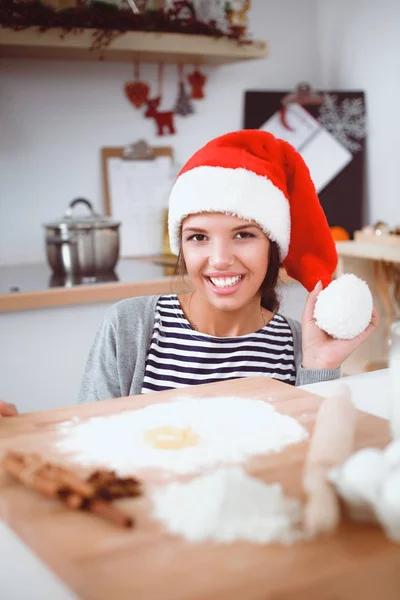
44, 198, 120, 277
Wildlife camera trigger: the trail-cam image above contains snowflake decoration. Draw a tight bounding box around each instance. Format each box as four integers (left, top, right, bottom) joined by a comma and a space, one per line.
193, 0, 229, 32
318, 94, 367, 154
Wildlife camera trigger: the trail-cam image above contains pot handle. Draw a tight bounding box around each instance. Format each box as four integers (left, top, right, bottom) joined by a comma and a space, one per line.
65, 198, 99, 218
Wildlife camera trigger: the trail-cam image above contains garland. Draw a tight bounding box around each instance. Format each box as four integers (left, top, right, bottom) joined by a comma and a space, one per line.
0, 1, 247, 52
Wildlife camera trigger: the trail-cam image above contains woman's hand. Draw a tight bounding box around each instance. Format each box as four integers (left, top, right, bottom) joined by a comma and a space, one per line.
0, 400, 18, 417
301, 281, 379, 370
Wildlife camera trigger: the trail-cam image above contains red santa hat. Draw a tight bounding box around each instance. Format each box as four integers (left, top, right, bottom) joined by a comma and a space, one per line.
168, 130, 372, 340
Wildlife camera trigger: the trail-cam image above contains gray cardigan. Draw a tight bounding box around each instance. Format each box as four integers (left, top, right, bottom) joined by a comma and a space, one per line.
78, 295, 340, 403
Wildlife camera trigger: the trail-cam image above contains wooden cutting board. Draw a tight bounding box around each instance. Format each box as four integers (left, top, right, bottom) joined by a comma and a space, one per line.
0, 377, 397, 600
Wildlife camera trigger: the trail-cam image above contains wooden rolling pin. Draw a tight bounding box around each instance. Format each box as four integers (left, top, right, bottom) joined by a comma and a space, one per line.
303, 383, 357, 537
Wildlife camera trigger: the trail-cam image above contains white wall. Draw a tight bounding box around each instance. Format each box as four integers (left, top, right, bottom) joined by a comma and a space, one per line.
0, 0, 320, 266
317, 0, 400, 227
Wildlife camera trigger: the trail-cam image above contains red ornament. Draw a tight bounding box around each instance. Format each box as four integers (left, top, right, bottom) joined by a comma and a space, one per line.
143, 63, 176, 136
124, 62, 150, 109
145, 96, 176, 136
187, 67, 207, 100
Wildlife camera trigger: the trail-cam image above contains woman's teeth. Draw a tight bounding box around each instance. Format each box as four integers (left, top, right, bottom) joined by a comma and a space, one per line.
209, 275, 242, 288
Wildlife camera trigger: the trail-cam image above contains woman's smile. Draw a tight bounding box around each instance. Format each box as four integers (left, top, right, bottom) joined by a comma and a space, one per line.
204, 273, 245, 294
181, 212, 270, 311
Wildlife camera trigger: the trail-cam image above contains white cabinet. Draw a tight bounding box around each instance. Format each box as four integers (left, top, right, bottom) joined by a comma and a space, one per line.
0, 302, 113, 413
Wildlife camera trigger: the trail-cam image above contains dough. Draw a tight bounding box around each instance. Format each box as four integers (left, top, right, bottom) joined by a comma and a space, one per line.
144, 426, 199, 450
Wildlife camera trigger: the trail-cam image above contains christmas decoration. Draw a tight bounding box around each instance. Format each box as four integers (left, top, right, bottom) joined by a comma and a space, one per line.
41, 0, 76, 9
194, 0, 229, 33
124, 62, 150, 108
0, 0, 248, 52
167, 0, 196, 24
187, 66, 206, 99
225, 0, 250, 38
145, 97, 176, 135
174, 64, 194, 116
318, 94, 367, 154
144, 63, 176, 135
168, 129, 373, 340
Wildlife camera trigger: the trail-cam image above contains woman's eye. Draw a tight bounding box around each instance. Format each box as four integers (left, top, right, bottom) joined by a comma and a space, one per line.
236, 231, 255, 239
187, 233, 207, 242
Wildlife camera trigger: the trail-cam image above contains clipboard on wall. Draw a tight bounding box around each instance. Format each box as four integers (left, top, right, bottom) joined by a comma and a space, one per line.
102, 141, 174, 257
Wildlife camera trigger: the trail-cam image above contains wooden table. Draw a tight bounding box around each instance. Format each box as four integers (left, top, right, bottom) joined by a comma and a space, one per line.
0, 377, 397, 600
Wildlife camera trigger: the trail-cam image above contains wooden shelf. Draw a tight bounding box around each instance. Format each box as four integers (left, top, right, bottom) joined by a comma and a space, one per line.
0, 27, 268, 65
336, 241, 400, 264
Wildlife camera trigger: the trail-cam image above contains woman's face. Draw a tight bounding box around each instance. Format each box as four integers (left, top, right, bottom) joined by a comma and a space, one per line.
181, 212, 270, 311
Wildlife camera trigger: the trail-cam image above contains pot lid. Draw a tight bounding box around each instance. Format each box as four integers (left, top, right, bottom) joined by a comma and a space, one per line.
44, 198, 120, 229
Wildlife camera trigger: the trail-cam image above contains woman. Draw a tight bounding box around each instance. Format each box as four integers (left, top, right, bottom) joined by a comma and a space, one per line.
77, 130, 377, 403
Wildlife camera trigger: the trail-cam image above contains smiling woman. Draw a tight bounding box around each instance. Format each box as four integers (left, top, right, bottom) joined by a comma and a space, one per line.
77, 130, 378, 404
177, 214, 278, 335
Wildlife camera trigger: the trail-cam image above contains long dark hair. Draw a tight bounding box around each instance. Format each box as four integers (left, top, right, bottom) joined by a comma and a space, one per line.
173, 240, 281, 313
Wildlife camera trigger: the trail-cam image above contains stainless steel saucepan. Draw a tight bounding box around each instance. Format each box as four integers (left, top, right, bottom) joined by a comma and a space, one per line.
43, 198, 121, 277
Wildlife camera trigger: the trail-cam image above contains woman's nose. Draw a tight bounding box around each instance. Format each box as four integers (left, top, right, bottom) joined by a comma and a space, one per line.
209, 240, 234, 269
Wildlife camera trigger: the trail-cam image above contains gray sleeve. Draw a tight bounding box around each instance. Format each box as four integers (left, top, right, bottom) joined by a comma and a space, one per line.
284, 316, 341, 386
296, 365, 341, 386
78, 295, 159, 403
78, 307, 122, 403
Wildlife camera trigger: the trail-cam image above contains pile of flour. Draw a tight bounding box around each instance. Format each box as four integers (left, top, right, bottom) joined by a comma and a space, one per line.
152, 467, 304, 544
56, 396, 308, 476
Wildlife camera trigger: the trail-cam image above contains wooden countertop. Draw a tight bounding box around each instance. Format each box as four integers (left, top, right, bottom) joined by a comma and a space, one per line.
0, 257, 294, 313
0, 257, 191, 313
0, 376, 393, 600
336, 241, 400, 263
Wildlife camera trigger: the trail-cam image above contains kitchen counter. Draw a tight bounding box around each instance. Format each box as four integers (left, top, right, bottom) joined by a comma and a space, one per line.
0, 258, 295, 313
0, 256, 190, 313
0, 368, 392, 599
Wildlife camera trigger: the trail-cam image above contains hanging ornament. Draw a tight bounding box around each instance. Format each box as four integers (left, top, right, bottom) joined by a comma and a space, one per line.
174, 64, 194, 116
187, 66, 207, 100
144, 63, 176, 136
124, 62, 150, 109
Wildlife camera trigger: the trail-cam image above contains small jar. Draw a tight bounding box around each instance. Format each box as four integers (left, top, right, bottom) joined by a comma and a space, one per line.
388, 320, 400, 439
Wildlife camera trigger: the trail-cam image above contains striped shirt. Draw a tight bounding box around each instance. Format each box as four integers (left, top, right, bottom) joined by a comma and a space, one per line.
141, 294, 296, 393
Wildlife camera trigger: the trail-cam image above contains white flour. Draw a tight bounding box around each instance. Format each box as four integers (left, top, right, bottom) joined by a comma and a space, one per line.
56, 396, 308, 475
152, 467, 304, 544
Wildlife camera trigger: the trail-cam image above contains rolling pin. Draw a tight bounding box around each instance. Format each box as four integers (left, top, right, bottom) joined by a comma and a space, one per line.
303, 383, 357, 537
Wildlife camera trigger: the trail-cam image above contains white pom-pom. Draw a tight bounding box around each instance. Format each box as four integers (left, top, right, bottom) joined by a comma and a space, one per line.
313, 274, 373, 339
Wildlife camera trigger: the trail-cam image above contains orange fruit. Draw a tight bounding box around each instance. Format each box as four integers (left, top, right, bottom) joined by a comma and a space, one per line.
330, 226, 350, 241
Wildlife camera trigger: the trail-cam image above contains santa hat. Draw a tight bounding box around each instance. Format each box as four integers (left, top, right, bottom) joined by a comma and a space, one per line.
168, 130, 372, 340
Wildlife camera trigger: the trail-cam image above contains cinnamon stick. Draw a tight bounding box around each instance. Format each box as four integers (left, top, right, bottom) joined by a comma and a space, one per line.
89, 499, 133, 529
2, 453, 60, 498
43, 464, 95, 498
1, 451, 136, 529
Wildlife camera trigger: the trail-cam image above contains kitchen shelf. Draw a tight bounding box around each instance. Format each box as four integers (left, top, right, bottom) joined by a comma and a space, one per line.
0, 27, 268, 65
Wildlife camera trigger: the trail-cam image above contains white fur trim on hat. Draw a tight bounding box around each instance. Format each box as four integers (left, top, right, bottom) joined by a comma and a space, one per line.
168, 166, 290, 257
313, 274, 373, 340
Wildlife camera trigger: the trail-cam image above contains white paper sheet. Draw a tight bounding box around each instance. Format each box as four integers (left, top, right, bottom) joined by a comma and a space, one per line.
260, 103, 353, 193
107, 156, 173, 257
